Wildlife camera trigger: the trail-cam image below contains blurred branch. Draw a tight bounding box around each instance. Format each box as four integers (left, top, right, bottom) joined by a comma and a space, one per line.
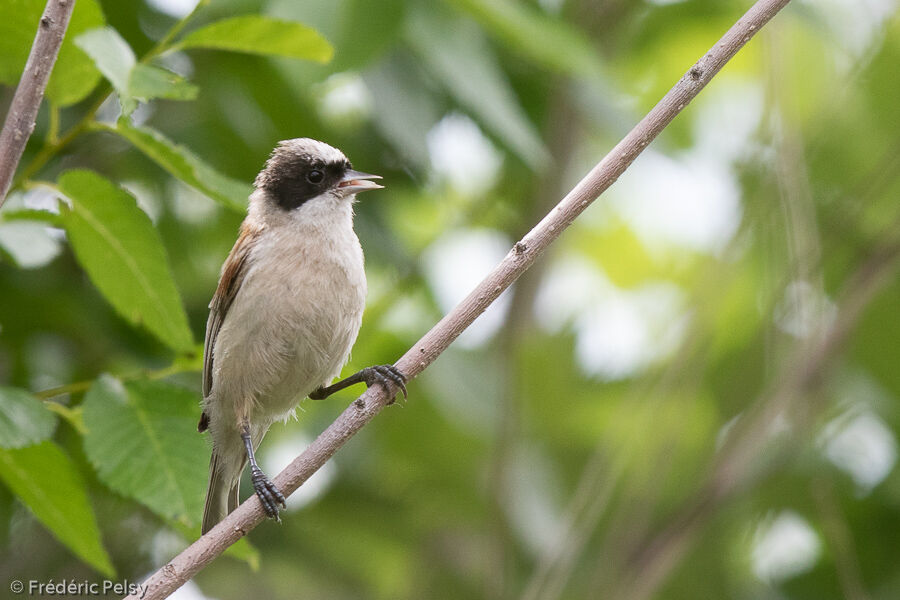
488, 84, 583, 600
34, 358, 201, 400
521, 453, 622, 600
715, 216, 900, 486
812, 477, 872, 600
588, 167, 900, 598
125, 1, 794, 598
0, 0, 76, 208
616, 215, 900, 600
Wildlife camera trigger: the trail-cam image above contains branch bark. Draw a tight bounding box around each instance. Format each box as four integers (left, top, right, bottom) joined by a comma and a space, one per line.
126, 0, 793, 597
0, 0, 76, 207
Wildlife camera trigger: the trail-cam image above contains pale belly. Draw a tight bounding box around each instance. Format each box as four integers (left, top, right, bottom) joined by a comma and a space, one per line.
209, 235, 366, 428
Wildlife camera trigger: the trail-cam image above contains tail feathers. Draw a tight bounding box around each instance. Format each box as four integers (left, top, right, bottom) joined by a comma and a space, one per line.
201, 451, 243, 534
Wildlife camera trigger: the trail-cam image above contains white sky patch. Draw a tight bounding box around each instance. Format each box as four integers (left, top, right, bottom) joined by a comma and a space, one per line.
692, 78, 765, 165
422, 228, 512, 348
576, 300, 650, 381
121, 180, 162, 223
380, 295, 435, 337
18, 187, 61, 213
821, 409, 897, 493
156, 50, 195, 79
146, 0, 198, 18
752, 510, 821, 583
774, 280, 837, 339
533, 257, 687, 380
130, 100, 156, 127
532, 258, 604, 334
262, 432, 336, 511
610, 77, 764, 255
611, 150, 741, 254
2, 189, 67, 246
316, 72, 373, 125
799, 0, 898, 61
0, 223, 62, 269
93, 94, 122, 125
575, 283, 686, 380
427, 113, 503, 197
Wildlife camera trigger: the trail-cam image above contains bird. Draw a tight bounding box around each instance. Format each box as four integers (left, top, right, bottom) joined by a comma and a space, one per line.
198, 138, 407, 534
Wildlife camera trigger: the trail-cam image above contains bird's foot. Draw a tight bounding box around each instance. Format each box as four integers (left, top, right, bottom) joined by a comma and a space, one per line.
250, 465, 286, 521
361, 364, 408, 403
309, 364, 409, 402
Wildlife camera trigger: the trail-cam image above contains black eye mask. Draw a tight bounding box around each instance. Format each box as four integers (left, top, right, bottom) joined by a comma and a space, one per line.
262, 157, 350, 211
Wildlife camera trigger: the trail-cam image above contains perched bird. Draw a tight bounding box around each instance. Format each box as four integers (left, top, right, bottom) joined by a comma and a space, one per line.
199, 138, 407, 534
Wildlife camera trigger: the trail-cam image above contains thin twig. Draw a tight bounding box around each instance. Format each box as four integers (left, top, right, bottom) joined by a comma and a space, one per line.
520, 453, 622, 600
0, 0, 76, 207
812, 477, 872, 600
125, 1, 793, 598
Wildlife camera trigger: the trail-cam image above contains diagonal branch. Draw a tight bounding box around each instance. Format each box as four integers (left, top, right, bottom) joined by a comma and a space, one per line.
0, 0, 76, 207
126, 0, 793, 598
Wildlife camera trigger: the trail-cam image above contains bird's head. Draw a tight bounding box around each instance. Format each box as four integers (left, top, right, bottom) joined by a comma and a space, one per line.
253, 138, 382, 212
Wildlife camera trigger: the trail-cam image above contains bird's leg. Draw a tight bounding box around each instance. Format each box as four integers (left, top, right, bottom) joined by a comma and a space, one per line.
241, 421, 286, 521
309, 365, 408, 403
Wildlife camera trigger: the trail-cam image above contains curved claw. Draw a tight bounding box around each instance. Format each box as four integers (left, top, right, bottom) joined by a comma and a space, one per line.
374, 364, 408, 399
365, 364, 408, 403
250, 466, 286, 521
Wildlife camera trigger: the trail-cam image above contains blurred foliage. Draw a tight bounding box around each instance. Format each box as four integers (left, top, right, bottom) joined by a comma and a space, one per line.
1, 0, 899, 599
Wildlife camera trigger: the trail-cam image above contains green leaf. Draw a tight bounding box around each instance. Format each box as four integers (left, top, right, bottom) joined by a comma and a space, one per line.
75, 27, 199, 113
57, 170, 194, 352
129, 63, 198, 101
365, 57, 441, 170
113, 121, 250, 211
83, 376, 207, 526
0, 442, 114, 576
0, 0, 105, 107
44, 403, 86, 436
0, 207, 62, 225
0, 387, 57, 449
75, 26, 137, 115
446, 0, 602, 78
75, 26, 133, 96
173, 16, 333, 63
407, 8, 548, 169
332, 0, 405, 70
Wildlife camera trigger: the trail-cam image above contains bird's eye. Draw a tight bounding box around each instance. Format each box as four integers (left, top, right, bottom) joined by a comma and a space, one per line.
306, 169, 324, 184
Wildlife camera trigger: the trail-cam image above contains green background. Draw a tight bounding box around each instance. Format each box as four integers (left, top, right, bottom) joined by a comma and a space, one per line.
1, 0, 899, 599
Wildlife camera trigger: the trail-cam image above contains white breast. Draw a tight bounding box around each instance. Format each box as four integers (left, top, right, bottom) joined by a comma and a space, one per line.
210, 191, 367, 426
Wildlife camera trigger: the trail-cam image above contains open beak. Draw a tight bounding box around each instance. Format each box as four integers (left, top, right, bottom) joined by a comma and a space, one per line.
338, 169, 383, 195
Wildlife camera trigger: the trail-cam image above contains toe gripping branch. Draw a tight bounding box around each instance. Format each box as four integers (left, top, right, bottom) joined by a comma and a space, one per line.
241, 424, 286, 521
309, 364, 408, 403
